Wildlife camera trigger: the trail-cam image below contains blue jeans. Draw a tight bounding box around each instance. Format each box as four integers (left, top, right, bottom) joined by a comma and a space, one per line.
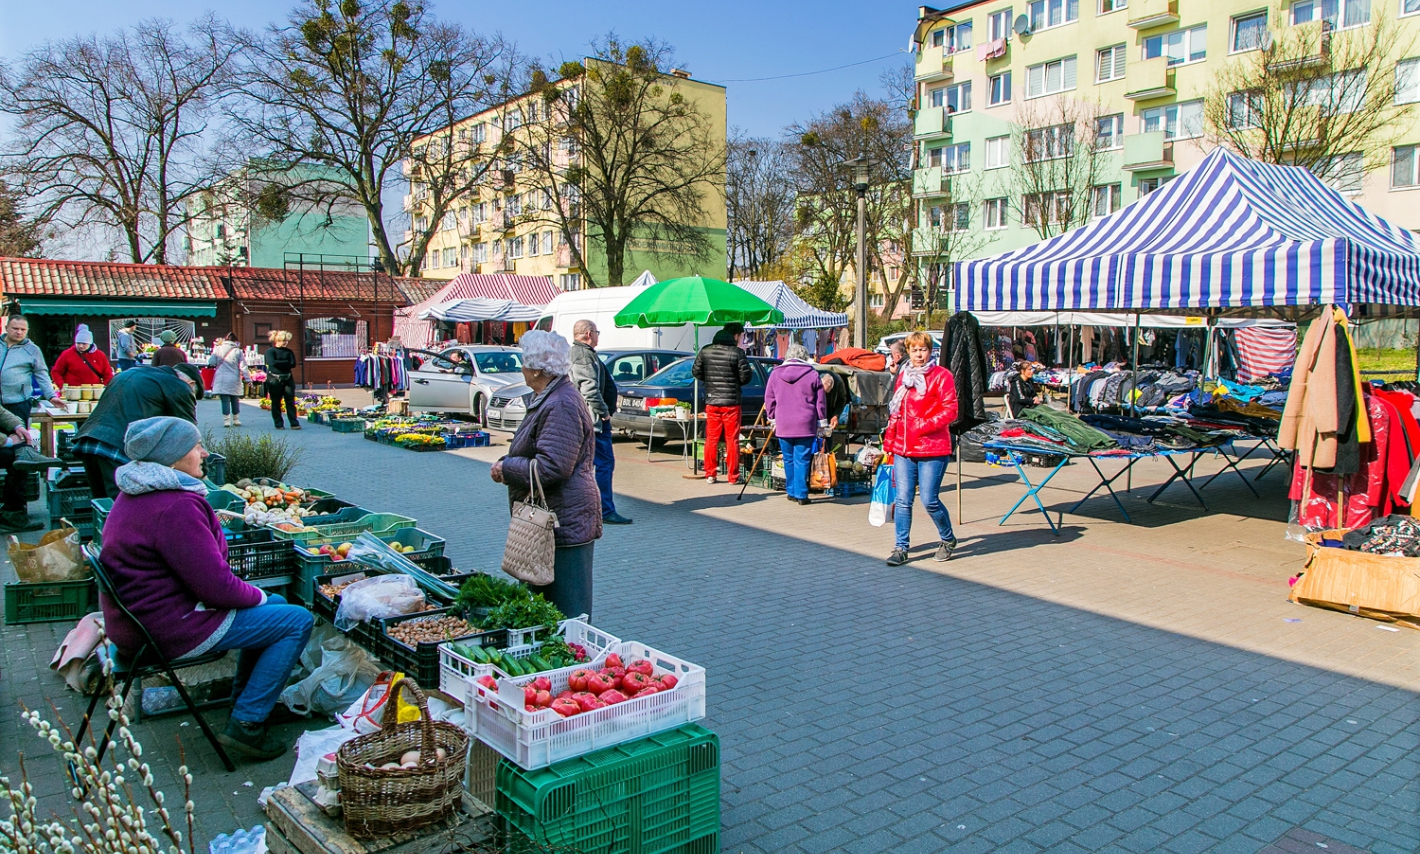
778, 437, 815, 499
218, 394, 240, 415
894, 455, 955, 550
594, 419, 616, 516
204, 594, 313, 724
116, 359, 136, 372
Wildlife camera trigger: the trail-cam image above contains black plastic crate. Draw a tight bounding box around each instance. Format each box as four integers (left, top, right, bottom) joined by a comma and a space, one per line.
374, 609, 508, 686
5, 579, 97, 624
0, 471, 41, 503
227, 531, 296, 581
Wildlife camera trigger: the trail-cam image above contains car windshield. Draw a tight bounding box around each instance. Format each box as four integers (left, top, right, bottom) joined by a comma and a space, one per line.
473, 352, 522, 374
642, 358, 693, 388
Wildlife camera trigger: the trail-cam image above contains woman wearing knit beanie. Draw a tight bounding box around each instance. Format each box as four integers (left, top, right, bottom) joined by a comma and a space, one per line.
98, 416, 314, 762
52, 324, 114, 389
151, 329, 188, 367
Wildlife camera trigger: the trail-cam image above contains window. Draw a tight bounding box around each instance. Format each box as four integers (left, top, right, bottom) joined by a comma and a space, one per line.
1025, 123, 1074, 161
948, 202, 971, 231
526, 231, 539, 256
559, 273, 583, 291
943, 81, 973, 112
1406, 0, 1420, 15
1026, 56, 1078, 97
926, 146, 944, 168
1029, 0, 1080, 30
1100, 0, 1127, 11
1097, 114, 1125, 149
1306, 70, 1367, 114
943, 142, 972, 173
928, 86, 945, 108
1320, 153, 1364, 194
1227, 92, 1263, 128
1399, 58, 1420, 103
304, 317, 366, 360
928, 205, 943, 227
944, 21, 974, 53
931, 28, 946, 47
989, 72, 1012, 105
1393, 145, 1419, 187
1141, 100, 1204, 138
1292, 0, 1370, 27
474, 242, 488, 263
984, 198, 1009, 229
1097, 44, 1127, 81
543, 231, 554, 254
989, 8, 1014, 40
509, 236, 524, 258
442, 247, 457, 268
1022, 192, 1072, 226
1144, 25, 1208, 65
1232, 11, 1268, 51
985, 135, 1011, 168
1092, 184, 1123, 217
1138, 175, 1174, 195
470, 123, 486, 144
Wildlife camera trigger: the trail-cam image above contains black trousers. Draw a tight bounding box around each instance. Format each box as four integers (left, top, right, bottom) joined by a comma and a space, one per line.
79, 453, 122, 500
266, 376, 299, 426
1, 401, 33, 512
529, 542, 595, 622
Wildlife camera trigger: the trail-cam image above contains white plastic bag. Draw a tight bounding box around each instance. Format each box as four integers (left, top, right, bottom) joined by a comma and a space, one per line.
278, 632, 380, 716
287, 725, 361, 787
333, 574, 425, 631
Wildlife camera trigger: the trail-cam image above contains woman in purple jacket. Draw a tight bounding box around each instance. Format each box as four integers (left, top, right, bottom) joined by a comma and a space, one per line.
100, 416, 313, 762
764, 343, 829, 504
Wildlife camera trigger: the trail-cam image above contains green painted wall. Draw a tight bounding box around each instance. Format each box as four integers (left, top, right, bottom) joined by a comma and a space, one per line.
249, 210, 369, 269
583, 225, 728, 286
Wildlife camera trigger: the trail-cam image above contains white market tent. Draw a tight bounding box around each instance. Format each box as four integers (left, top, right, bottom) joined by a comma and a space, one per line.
955, 148, 1420, 314
417, 298, 543, 323
732, 280, 848, 329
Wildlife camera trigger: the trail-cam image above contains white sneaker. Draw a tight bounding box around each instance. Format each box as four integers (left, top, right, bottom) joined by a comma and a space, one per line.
706, 475, 717, 484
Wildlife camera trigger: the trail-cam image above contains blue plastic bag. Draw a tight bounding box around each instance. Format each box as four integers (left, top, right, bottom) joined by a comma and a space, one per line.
868, 463, 894, 527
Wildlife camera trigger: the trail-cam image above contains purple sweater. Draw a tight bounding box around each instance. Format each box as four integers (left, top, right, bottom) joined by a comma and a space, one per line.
764, 362, 827, 439
100, 490, 264, 659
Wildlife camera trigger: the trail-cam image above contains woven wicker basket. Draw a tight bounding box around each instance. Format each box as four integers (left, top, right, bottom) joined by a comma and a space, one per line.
336, 678, 469, 837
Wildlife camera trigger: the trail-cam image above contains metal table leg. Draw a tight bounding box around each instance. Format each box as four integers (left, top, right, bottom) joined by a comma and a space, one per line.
1146, 452, 1208, 510
1067, 455, 1139, 522
997, 455, 1069, 534
1198, 441, 1261, 497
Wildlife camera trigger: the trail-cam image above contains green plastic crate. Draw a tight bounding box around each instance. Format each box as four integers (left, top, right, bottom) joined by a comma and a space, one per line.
4, 579, 96, 625
331, 417, 365, 433
271, 511, 417, 543
291, 526, 445, 603
496, 724, 720, 854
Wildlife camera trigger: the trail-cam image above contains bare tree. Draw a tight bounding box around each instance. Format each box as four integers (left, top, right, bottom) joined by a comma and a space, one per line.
231, 0, 516, 276
0, 179, 45, 258
1008, 97, 1110, 240
786, 92, 913, 309
0, 17, 238, 264
1203, 8, 1416, 185
518, 36, 726, 288
726, 132, 795, 281
912, 172, 998, 317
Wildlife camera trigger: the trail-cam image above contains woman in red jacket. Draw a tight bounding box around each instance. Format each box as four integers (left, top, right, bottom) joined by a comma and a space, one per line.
51, 324, 114, 388
883, 330, 959, 566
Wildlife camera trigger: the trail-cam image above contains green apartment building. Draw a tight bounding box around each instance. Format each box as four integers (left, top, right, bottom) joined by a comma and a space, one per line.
910, 0, 1420, 296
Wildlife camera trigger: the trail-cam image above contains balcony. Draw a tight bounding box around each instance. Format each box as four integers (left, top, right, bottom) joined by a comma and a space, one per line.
1268, 20, 1331, 71
914, 45, 955, 82
555, 244, 572, 267
1122, 132, 1175, 171
914, 107, 954, 139
910, 227, 952, 256
1125, 57, 1176, 100
1128, 0, 1179, 28
912, 166, 948, 198
402, 194, 414, 213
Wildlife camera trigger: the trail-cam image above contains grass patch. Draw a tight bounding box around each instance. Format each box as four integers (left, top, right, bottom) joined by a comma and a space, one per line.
1356, 348, 1416, 379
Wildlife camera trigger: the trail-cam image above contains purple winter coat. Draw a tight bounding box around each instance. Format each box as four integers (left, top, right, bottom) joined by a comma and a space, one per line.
502, 375, 603, 546
100, 489, 264, 659
764, 361, 827, 439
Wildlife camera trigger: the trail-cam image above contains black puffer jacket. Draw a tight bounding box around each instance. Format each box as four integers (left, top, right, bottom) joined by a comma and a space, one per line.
75, 366, 197, 452
940, 312, 989, 433
691, 330, 752, 406
501, 375, 602, 547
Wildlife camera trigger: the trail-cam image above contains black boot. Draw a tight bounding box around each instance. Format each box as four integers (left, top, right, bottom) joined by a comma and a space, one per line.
217, 718, 287, 762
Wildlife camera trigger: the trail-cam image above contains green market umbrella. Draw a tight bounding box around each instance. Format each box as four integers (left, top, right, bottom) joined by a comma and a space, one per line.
613, 276, 785, 329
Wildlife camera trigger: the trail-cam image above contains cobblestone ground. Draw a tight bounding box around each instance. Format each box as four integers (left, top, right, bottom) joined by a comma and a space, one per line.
2, 395, 1416, 853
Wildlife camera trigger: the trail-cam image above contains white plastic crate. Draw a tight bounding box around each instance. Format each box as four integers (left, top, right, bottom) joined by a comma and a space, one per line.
466, 640, 706, 770
438, 618, 618, 704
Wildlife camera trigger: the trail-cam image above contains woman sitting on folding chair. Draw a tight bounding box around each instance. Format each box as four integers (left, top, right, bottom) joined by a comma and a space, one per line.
97, 416, 313, 762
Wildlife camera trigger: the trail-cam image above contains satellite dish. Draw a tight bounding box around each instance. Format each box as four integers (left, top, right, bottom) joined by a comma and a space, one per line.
1258, 29, 1274, 50
1014, 14, 1033, 36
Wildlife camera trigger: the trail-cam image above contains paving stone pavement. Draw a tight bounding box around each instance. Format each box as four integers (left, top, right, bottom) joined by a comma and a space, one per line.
1, 395, 1416, 853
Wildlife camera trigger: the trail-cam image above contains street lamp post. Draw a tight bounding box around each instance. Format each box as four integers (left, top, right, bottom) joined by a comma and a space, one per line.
840, 156, 872, 349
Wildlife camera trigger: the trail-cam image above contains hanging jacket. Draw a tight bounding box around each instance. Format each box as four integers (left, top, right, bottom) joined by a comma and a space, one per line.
883, 364, 958, 458
1279, 313, 1339, 469
939, 312, 988, 434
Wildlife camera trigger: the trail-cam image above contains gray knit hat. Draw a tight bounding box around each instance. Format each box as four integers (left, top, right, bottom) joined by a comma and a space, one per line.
123, 416, 201, 466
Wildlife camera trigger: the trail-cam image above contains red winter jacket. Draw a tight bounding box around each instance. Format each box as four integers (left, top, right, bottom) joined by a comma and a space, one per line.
52, 346, 114, 388
883, 364, 958, 458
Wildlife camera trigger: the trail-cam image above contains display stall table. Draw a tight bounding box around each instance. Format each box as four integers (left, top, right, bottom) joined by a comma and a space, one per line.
1204, 434, 1292, 484
32, 407, 88, 457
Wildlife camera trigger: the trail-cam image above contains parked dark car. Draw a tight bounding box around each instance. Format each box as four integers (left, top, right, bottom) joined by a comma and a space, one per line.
486, 349, 689, 432
611, 356, 781, 439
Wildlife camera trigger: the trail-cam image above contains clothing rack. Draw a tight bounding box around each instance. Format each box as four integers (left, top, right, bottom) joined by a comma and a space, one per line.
354, 342, 410, 403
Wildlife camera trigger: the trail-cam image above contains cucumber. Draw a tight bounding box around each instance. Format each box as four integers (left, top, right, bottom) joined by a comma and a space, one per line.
502, 657, 526, 677
466, 645, 490, 664
526, 655, 551, 673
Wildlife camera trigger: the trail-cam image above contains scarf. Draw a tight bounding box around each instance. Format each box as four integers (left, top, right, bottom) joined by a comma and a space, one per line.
115, 460, 208, 496
890, 363, 931, 416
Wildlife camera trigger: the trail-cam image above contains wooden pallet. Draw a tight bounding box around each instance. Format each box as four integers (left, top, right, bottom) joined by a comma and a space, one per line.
265, 781, 492, 854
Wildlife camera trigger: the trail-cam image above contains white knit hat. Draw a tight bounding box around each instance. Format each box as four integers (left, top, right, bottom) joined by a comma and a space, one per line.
74, 324, 93, 345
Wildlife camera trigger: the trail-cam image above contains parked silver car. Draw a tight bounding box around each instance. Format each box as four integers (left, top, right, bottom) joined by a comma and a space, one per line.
407, 346, 525, 425
486, 349, 688, 432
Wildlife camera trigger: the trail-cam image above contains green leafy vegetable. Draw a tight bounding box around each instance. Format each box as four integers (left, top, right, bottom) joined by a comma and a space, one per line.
455, 573, 527, 612
480, 594, 565, 632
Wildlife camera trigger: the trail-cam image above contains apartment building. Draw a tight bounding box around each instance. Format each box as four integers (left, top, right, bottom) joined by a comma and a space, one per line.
407, 62, 728, 289
910, 0, 1420, 285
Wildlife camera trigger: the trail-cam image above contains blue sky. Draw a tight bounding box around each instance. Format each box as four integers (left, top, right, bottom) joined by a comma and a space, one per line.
0, 0, 918, 138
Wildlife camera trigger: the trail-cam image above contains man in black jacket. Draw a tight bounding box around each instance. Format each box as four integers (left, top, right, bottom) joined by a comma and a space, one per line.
74, 363, 202, 498
691, 324, 752, 484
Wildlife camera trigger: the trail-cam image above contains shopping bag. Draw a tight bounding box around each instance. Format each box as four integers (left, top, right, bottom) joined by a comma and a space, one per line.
280, 630, 381, 716
336, 671, 421, 734
9, 523, 86, 583
502, 459, 558, 585
868, 463, 894, 527
809, 441, 838, 490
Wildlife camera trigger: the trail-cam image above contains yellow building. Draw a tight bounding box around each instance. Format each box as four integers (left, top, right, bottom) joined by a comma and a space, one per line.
407, 62, 728, 288
910, 0, 1420, 273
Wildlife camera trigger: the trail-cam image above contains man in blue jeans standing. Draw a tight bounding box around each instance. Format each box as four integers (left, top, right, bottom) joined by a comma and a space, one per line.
569, 319, 632, 525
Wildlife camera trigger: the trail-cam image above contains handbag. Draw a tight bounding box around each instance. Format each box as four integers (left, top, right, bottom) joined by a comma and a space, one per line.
501, 458, 559, 585
809, 440, 839, 490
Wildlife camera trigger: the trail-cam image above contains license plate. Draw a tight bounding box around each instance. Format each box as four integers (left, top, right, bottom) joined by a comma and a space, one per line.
619, 396, 645, 410
487, 409, 502, 419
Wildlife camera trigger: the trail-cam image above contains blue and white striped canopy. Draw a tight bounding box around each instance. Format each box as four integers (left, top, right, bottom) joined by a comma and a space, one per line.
955, 148, 1420, 312
732, 280, 849, 329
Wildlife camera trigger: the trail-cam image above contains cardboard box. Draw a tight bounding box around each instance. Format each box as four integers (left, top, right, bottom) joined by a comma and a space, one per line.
1293, 530, 1420, 628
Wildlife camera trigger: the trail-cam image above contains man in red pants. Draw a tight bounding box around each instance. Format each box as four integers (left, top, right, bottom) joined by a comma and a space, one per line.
692, 324, 752, 484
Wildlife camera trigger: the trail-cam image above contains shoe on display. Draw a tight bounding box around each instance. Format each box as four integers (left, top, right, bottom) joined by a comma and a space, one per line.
0, 510, 42, 532
12, 446, 62, 471
886, 548, 909, 567
217, 718, 287, 762
602, 512, 633, 525
934, 539, 958, 562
